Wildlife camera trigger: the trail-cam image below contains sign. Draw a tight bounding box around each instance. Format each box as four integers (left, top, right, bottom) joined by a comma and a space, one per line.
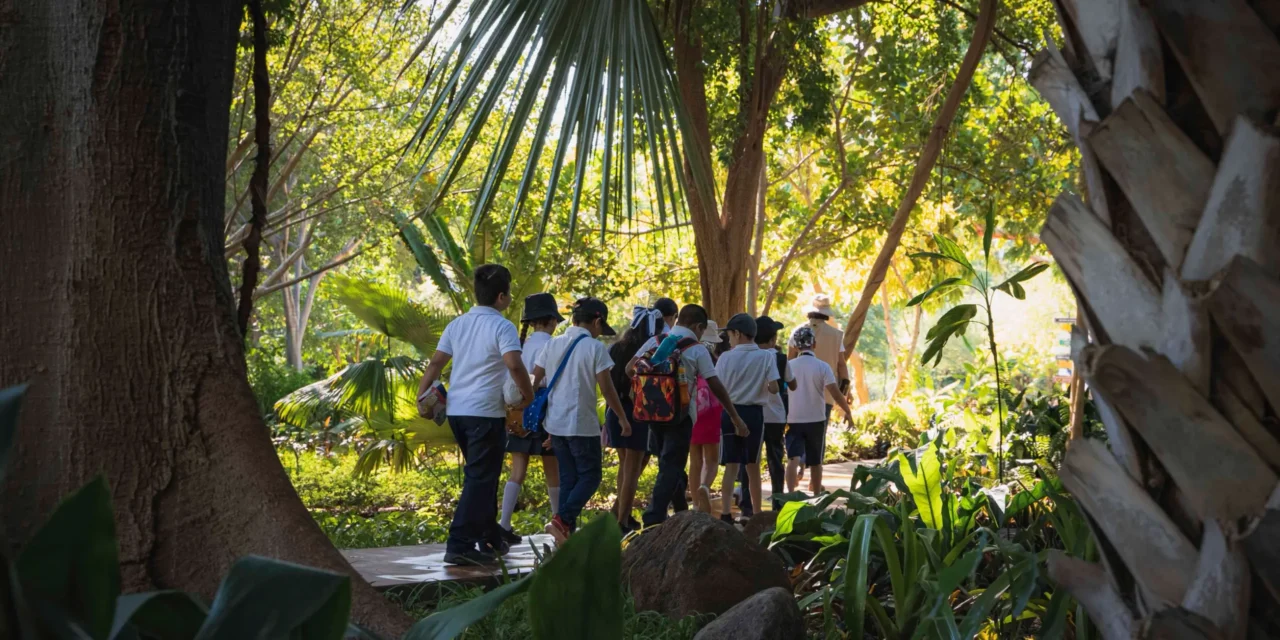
1053, 317, 1075, 384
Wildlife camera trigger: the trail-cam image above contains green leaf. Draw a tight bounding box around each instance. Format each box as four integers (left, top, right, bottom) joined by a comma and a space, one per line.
406, 578, 531, 640
405, 0, 701, 257
772, 501, 824, 541
994, 263, 1050, 299
528, 515, 624, 639
0, 384, 27, 483
896, 448, 945, 530
933, 234, 974, 274
194, 556, 350, 640
111, 591, 207, 640
906, 277, 962, 307
16, 476, 120, 640
841, 515, 877, 640
983, 203, 996, 262
397, 215, 464, 314
330, 276, 450, 354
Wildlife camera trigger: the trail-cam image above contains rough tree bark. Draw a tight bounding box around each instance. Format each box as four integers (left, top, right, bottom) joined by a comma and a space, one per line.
841, 0, 997, 353
0, 1, 408, 634
671, 0, 871, 320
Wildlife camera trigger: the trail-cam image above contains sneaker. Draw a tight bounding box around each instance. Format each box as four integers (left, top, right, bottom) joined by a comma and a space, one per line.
696, 485, 713, 513
544, 516, 570, 545
499, 525, 522, 545
483, 538, 511, 557
720, 513, 735, 524
443, 549, 498, 566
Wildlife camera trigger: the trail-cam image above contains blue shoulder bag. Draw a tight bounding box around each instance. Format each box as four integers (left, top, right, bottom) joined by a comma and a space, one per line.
522, 335, 589, 433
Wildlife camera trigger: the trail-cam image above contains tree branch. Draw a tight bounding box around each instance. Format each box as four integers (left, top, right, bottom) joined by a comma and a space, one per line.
786, 0, 874, 20
255, 239, 366, 299
236, 0, 272, 338
842, 0, 998, 353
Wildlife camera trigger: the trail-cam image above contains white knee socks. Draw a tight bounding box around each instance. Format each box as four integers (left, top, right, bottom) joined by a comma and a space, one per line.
500, 481, 520, 530
548, 486, 561, 515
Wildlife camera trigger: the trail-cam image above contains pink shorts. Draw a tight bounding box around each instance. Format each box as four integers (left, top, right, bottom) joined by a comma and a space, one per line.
691, 412, 721, 445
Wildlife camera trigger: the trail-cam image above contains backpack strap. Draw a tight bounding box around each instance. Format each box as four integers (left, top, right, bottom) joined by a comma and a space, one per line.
671, 337, 699, 353
546, 335, 589, 392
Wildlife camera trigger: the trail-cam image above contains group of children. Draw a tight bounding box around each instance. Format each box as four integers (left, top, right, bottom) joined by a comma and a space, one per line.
418, 263, 854, 564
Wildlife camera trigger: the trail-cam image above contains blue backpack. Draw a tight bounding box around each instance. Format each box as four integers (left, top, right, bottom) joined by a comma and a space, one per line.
522, 335, 588, 433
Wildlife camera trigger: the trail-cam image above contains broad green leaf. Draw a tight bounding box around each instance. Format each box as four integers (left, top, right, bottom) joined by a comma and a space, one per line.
17, 476, 120, 640
933, 234, 974, 274
841, 514, 877, 640
528, 515, 623, 640
397, 216, 465, 314
194, 557, 350, 640
406, 577, 531, 640
0, 384, 27, 483
906, 277, 962, 307
994, 262, 1050, 300
983, 203, 996, 262
330, 276, 449, 354
925, 304, 978, 341
772, 501, 824, 541
111, 591, 207, 640
896, 448, 945, 530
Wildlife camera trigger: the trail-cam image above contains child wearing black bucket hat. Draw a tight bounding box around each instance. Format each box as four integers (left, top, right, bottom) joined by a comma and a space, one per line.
533, 298, 631, 544
714, 313, 780, 524
497, 293, 565, 544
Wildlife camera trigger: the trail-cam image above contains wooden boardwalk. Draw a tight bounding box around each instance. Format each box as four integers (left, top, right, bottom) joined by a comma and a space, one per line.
343, 460, 878, 591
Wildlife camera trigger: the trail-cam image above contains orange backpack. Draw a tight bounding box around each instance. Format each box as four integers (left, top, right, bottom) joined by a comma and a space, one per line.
630, 335, 698, 424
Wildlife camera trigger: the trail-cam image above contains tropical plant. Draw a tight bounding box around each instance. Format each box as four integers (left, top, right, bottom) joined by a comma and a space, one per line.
767, 434, 1090, 639
907, 219, 1049, 480
0, 384, 373, 640
274, 275, 453, 475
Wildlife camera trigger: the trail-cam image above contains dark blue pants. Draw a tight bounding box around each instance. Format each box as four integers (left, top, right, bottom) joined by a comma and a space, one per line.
552, 435, 603, 531
447, 415, 508, 554
739, 422, 788, 514
643, 416, 693, 526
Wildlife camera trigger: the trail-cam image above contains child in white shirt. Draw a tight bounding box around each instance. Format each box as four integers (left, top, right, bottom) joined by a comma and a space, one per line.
786, 326, 854, 493
533, 298, 631, 543
714, 313, 779, 523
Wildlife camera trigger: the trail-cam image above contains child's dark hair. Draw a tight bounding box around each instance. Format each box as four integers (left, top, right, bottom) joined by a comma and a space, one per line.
571, 302, 595, 325
755, 324, 778, 345
712, 334, 731, 359
474, 263, 511, 306
676, 304, 708, 327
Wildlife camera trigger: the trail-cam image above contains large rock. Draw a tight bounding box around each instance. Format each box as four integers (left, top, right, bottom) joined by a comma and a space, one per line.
622, 511, 791, 618
692, 587, 804, 640
742, 510, 780, 548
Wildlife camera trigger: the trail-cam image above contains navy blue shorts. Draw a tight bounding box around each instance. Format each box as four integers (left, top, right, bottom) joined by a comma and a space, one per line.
785, 421, 826, 464
606, 406, 650, 452
505, 430, 554, 455
719, 404, 764, 465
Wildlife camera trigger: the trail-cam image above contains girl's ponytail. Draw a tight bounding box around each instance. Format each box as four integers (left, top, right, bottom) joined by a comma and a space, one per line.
519, 321, 530, 345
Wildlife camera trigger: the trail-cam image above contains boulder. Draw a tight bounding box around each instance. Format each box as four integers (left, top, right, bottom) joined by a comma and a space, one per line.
692, 587, 804, 640
622, 511, 791, 618
742, 510, 780, 548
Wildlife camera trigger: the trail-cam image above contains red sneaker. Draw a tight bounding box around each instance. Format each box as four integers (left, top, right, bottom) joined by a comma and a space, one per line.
544, 516, 570, 545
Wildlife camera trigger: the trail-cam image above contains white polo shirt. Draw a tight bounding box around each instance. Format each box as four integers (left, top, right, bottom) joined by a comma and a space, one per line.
714, 343, 780, 406
535, 326, 614, 437
435, 306, 522, 419
504, 330, 551, 405
763, 356, 794, 424
788, 351, 837, 424
635, 325, 717, 422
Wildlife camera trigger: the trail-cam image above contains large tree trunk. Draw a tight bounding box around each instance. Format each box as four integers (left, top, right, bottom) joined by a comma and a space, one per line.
0, 1, 407, 634
1035, 0, 1280, 636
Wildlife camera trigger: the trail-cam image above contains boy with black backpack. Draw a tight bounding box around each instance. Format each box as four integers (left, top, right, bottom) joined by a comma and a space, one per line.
628, 304, 745, 527
533, 298, 631, 543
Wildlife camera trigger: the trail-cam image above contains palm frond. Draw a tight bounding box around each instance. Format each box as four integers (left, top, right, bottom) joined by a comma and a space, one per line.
273, 356, 425, 429
403, 0, 710, 254
330, 275, 452, 354
395, 213, 470, 313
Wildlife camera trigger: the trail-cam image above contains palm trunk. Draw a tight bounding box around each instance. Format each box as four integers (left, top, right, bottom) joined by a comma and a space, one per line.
0, 1, 407, 634
1036, 1, 1280, 636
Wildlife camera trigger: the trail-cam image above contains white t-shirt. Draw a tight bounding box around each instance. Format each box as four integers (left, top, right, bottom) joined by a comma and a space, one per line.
504, 330, 551, 405
788, 351, 837, 424
635, 325, 717, 422
764, 357, 794, 424
535, 326, 614, 437
715, 343, 780, 406
436, 306, 523, 418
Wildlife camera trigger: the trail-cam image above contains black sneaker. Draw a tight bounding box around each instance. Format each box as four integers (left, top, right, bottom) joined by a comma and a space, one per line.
483, 538, 511, 557
720, 513, 735, 524
443, 549, 498, 566
499, 525, 522, 545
